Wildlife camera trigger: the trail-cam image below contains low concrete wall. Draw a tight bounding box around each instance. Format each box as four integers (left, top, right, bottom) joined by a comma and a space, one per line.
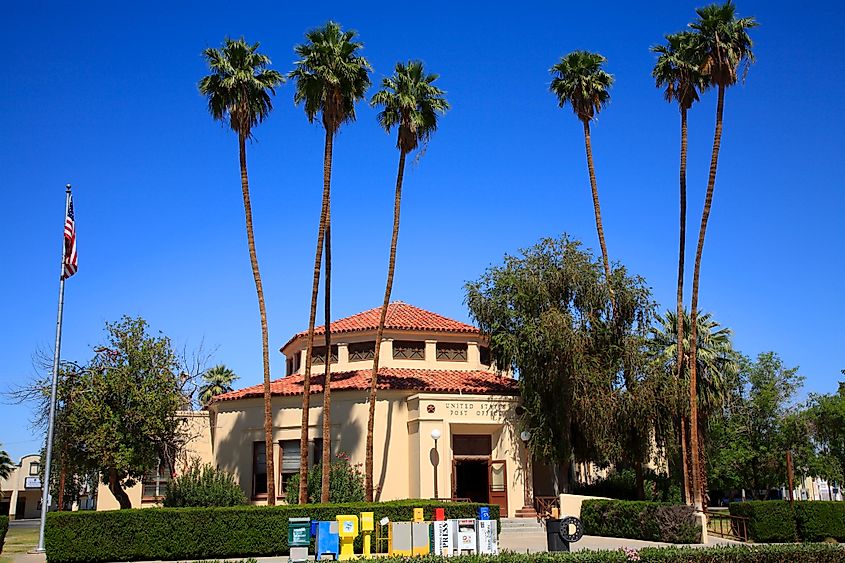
559, 493, 610, 518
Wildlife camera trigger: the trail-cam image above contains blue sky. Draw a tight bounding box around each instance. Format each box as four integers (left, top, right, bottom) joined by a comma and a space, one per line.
1, 1, 843, 460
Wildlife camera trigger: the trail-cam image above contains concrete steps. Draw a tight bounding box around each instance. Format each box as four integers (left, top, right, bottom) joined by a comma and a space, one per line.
500, 517, 546, 534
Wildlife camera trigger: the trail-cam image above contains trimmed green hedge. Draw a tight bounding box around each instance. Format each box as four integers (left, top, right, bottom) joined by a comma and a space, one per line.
0, 515, 8, 555
729, 500, 845, 543
729, 501, 797, 543
45, 500, 498, 563
795, 501, 845, 542
362, 545, 845, 561
581, 499, 701, 543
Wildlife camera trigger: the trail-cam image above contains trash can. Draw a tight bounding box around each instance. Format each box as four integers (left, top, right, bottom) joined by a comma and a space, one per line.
545, 519, 570, 552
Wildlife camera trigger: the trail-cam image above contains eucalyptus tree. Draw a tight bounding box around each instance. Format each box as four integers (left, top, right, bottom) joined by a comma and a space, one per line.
686, 1, 757, 510
649, 309, 739, 503
365, 61, 449, 501
652, 32, 709, 503
290, 21, 371, 503
198, 364, 239, 406
466, 235, 654, 492
198, 37, 284, 504
549, 51, 615, 305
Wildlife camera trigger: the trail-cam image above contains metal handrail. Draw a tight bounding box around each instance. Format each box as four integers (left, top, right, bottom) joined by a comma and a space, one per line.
706, 509, 749, 542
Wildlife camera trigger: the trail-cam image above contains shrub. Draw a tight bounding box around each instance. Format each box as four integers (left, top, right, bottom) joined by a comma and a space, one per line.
795, 501, 845, 542
581, 499, 701, 543
729, 501, 797, 543
572, 468, 680, 503
0, 515, 8, 555
163, 462, 246, 507
284, 452, 365, 504
45, 499, 498, 563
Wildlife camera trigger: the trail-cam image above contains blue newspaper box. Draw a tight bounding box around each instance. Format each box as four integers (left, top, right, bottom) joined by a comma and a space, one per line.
316, 521, 340, 559
478, 507, 490, 520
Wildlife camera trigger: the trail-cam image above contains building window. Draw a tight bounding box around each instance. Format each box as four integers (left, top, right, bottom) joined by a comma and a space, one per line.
348, 342, 375, 362
436, 343, 467, 361
29, 462, 40, 476
286, 358, 294, 376
279, 440, 300, 496
312, 438, 324, 468
253, 441, 267, 498
293, 354, 301, 373
312, 345, 338, 365
480, 346, 491, 366
142, 462, 171, 501
393, 341, 425, 360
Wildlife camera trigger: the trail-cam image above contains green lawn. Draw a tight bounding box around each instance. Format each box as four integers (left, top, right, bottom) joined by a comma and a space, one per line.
1, 524, 39, 562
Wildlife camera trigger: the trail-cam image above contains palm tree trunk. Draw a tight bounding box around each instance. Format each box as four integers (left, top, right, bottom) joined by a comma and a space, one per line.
299, 128, 333, 504
365, 149, 407, 502
680, 416, 692, 504
581, 120, 614, 310
688, 84, 726, 512
677, 107, 690, 505
320, 209, 333, 503
239, 133, 275, 505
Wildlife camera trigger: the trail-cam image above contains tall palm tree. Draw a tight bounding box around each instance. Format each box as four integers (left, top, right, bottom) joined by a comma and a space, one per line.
550, 51, 615, 308
198, 364, 240, 406
686, 1, 757, 511
650, 310, 739, 504
652, 31, 709, 505
199, 37, 284, 504
366, 61, 449, 501
290, 21, 371, 503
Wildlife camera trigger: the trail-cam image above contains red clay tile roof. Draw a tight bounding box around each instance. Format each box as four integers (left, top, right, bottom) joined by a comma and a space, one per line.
212, 368, 518, 402
281, 302, 479, 351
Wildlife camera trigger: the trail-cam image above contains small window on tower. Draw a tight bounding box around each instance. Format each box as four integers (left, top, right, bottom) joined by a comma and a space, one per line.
436, 343, 468, 361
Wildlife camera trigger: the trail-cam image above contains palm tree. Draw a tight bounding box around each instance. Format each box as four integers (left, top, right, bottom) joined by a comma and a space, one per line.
652, 31, 709, 504
198, 364, 240, 406
198, 37, 284, 504
550, 51, 615, 307
686, 1, 757, 511
650, 309, 740, 504
0, 445, 14, 480
366, 61, 449, 501
290, 21, 371, 503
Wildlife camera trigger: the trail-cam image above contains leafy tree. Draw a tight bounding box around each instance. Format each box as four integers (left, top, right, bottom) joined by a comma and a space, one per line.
707, 352, 807, 496
651, 31, 709, 504
285, 452, 365, 504
198, 37, 284, 504
61, 316, 187, 509
549, 51, 615, 308
365, 61, 449, 501
804, 378, 845, 483
0, 445, 14, 480
198, 364, 239, 406
648, 310, 739, 503
686, 0, 757, 511
290, 21, 371, 503
466, 235, 654, 491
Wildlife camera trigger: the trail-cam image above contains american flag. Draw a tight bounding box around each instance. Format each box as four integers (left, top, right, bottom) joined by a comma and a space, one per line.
63, 193, 77, 279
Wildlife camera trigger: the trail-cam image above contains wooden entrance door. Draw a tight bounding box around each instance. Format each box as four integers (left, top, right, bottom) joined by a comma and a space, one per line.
488, 460, 508, 516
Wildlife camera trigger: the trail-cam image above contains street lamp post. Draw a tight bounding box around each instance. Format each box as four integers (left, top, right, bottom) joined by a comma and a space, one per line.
517, 430, 538, 517
431, 428, 441, 499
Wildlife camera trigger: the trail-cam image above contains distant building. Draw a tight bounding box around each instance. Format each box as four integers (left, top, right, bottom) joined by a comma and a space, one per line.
1, 454, 43, 520
96, 302, 533, 516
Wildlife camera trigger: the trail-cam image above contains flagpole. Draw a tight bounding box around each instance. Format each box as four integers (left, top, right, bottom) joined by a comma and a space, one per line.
36, 184, 72, 553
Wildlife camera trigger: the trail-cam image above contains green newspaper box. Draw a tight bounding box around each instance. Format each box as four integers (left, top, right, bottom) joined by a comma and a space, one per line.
288, 517, 311, 547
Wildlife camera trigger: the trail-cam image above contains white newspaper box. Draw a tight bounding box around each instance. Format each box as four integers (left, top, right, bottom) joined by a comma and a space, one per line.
453, 518, 477, 555
431, 520, 455, 556
477, 519, 498, 555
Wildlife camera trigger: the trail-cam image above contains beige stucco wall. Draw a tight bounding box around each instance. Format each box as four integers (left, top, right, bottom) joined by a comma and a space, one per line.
1, 454, 43, 520
95, 410, 213, 510
283, 330, 496, 375
207, 389, 526, 516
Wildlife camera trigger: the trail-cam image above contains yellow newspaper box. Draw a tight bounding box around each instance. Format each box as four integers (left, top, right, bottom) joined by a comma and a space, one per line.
360, 512, 374, 557
336, 515, 359, 560
413, 507, 424, 523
